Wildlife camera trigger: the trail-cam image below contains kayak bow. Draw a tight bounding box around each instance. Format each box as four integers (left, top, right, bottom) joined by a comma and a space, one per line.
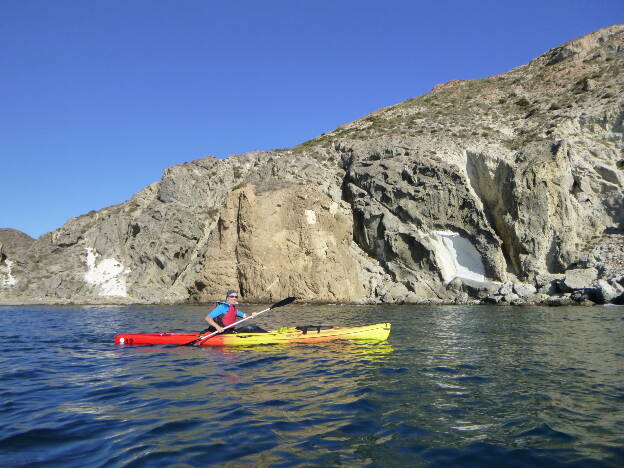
115, 323, 391, 347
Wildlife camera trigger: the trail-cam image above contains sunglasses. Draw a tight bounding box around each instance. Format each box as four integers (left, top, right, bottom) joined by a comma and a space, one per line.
228, 295, 238, 298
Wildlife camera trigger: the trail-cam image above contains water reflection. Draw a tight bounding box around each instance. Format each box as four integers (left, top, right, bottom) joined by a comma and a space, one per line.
1, 304, 622, 466
115, 340, 393, 359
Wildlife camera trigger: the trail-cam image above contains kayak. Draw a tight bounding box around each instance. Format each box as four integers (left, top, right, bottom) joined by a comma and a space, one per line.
115, 323, 391, 346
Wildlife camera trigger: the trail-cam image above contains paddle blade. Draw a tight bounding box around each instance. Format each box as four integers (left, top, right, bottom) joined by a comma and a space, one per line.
270, 296, 296, 309
183, 335, 204, 346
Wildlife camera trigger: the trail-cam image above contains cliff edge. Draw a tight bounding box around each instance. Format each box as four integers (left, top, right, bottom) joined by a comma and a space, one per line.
2, 25, 623, 305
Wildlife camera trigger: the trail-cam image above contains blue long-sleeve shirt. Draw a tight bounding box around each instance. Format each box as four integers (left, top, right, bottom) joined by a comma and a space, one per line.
207, 302, 244, 319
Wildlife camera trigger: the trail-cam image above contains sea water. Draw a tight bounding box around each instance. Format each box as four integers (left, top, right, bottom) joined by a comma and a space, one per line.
0, 304, 622, 467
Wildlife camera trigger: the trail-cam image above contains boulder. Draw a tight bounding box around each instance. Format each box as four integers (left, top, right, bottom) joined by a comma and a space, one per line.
458, 278, 500, 298
546, 295, 575, 306
378, 282, 411, 303
482, 295, 503, 304
498, 282, 514, 296
447, 277, 463, 292
561, 268, 599, 292
535, 274, 564, 295
503, 293, 520, 303
593, 279, 622, 304
513, 282, 537, 298
453, 292, 470, 304
571, 290, 596, 305
531, 293, 552, 305
403, 291, 422, 303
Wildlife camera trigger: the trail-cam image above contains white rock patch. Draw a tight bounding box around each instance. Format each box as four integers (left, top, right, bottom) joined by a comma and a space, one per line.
83, 248, 130, 297
304, 209, 317, 225
431, 231, 486, 283
0, 260, 17, 286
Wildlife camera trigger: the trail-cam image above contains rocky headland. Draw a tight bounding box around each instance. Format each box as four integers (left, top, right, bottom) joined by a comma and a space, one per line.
1, 26, 623, 306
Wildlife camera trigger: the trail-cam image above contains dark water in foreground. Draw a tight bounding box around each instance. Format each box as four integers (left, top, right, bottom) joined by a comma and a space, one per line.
0, 304, 623, 467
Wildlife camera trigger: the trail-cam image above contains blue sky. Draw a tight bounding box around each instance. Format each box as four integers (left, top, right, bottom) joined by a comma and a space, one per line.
1, 0, 622, 238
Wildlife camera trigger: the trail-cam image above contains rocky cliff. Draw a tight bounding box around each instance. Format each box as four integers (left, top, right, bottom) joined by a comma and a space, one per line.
1, 25, 623, 305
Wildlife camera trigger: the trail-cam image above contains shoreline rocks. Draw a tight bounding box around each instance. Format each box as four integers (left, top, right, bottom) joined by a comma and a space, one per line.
481, 268, 624, 307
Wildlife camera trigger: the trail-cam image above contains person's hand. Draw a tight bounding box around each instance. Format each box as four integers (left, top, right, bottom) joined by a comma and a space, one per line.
251, 312, 258, 317
216, 326, 224, 333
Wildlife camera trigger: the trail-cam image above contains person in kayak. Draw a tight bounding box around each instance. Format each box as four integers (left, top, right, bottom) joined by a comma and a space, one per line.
203, 290, 267, 334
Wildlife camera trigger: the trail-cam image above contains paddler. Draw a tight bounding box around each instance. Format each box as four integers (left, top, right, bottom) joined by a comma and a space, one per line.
203, 289, 266, 334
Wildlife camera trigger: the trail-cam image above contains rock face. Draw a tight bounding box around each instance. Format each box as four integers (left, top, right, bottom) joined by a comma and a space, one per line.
1, 25, 623, 304
189, 185, 373, 303
0, 229, 34, 289
0, 229, 35, 255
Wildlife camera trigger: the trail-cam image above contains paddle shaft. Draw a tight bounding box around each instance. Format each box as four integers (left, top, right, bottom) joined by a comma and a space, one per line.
194, 306, 271, 344
188, 296, 296, 346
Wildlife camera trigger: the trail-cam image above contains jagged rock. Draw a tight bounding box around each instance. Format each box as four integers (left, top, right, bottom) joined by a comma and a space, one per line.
498, 282, 514, 296
453, 292, 470, 304
610, 278, 624, 291
2, 26, 623, 305
593, 279, 623, 303
378, 282, 411, 303
0, 229, 35, 292
588, 234, 624, 279
571, 290, 596, 304
531, 293, 552, 304
503, 293, 520, 303
447, 277, 464, 292
0, 229, 34, 259
482, 295, 503, 304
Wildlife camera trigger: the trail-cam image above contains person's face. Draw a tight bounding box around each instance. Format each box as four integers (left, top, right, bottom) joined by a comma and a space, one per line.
226, 293, 238, 304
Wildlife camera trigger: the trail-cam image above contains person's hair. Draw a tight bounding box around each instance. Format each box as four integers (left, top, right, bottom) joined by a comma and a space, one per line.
226, 289, 237, 298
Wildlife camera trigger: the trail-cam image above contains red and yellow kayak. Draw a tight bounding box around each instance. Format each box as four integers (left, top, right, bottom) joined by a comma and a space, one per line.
115, 323, 391, 347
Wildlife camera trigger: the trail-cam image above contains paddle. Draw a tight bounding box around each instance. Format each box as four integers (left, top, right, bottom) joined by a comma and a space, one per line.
184, 296, 296, 346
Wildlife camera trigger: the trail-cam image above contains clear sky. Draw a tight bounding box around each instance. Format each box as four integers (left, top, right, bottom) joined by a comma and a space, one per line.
1, 0, 622, 239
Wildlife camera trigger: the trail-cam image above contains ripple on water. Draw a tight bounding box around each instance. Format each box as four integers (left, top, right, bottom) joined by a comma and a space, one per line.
433, 366, 460, 374
84, 384, 135, 402
514, 423, 577, 442
0, 304, 622, 467
140, 418, 204, 438
453, 375, 491, 384
0, 416, 113, 453
421, 441, 600, 468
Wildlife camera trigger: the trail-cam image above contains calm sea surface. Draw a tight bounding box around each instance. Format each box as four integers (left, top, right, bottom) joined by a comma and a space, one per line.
0, 304, 622, 467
